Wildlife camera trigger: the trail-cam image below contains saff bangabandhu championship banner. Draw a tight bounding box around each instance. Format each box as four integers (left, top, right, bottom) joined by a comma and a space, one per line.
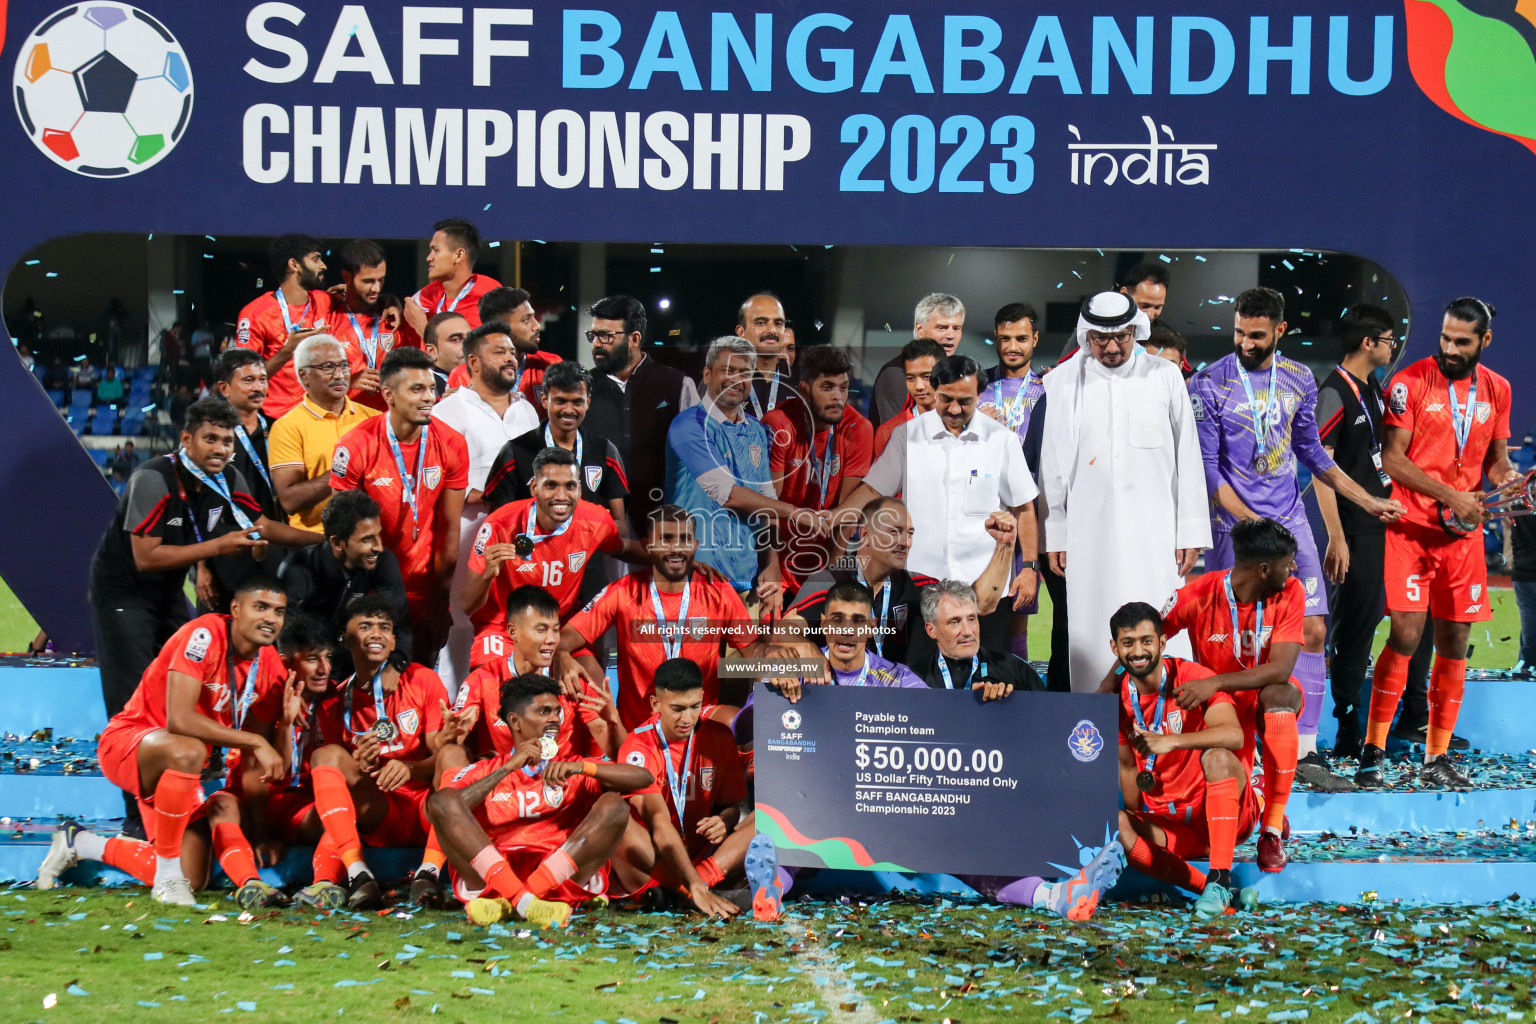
753, 684, 1119, 878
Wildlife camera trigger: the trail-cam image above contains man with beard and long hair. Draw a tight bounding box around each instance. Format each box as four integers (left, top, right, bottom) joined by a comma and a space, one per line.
1359, 297, 1517, 791
583, 295, 700, 534
237, 234, 336, 418
1188, 288, 1403, 810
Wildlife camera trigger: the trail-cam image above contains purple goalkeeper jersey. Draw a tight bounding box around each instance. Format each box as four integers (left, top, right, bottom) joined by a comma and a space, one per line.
978, 371, 1045, 448
1188, 352, 1337, 533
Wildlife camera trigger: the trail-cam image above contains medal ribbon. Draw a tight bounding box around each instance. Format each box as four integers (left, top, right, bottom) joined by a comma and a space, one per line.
650, 580, 692, 659
1448, 371, 1479, 466
524, 503, 574, 545
289, 702, 313, 787
349, 312, 380, 369
936, 654, 985, 690
233, 425, 273, 493
274, 290, 310, 336
1125, 663, 1171, 796
344, 666, 387, 738
994, 373, 1039, 432
1235, 360, 1279, 466
808, 426, 836, 508
225, 620, 261, 732
748, 374, 780, 420
384, 418, 428, 541
1222, 571, 1265, 668
821, 646, 872, 687
434, 276, 476, 315
176, 448, 255, 532
853, 566, 893, 658
544, 424, 584, 471
639, 722, 695, 830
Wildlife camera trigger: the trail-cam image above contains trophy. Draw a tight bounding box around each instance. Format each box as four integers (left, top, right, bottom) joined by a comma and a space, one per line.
1438, 469, 1536, 536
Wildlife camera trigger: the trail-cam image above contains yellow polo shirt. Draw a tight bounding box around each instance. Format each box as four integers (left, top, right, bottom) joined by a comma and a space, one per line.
268, 396, 378, 531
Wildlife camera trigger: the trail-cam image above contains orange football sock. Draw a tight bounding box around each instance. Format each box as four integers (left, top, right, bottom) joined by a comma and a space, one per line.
1128, 835, 1206, 894
421, 829, 448, 873
1204, 777, 1241, 872
471, 846, 529, 903
695, 856, 726, 888
527, 849, 578, 897
150, 769, 202, 861
103, 835, 156, 885
310, 765, 363, 865
212, 821, 260, 887
1426, 657, 1467, 758
312, 834, 345, 885
1365, 646, 1411, 747
1260, 710, 1297, 834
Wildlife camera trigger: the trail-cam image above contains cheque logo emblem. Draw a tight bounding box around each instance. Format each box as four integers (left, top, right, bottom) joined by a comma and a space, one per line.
781, 710, 802, 731
1068, 720, 1104, 763
13, 3, 194, 177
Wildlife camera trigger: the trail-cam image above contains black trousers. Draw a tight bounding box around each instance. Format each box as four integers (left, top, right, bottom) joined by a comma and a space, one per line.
92, 591, 190, 816
1327, 528, 1432, 736
1043, 567, 1070, 693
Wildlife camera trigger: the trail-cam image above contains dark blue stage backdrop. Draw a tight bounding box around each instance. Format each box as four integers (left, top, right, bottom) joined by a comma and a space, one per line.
0, 0, 1530, 651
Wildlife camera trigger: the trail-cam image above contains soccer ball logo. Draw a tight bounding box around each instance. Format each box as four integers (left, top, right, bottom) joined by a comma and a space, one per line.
13, 3, 193, 177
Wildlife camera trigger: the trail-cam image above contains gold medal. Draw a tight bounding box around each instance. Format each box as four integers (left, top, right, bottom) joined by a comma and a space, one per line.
539, 735, 558, 761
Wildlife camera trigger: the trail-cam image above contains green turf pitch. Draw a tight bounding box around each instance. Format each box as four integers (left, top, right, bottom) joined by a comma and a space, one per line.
2, 890, 1533, 1023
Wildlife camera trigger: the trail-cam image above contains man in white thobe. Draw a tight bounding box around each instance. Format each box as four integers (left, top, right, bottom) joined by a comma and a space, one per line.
1041, 292, 1210, 691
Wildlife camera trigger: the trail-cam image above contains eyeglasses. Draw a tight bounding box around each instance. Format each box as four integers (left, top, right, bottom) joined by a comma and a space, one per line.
303, 361, 350, 376
586, 330, 624, 343
1370, 335, 1399, 349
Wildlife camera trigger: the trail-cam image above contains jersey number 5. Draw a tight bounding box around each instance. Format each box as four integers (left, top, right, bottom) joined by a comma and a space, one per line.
1405, 574, 1421, 602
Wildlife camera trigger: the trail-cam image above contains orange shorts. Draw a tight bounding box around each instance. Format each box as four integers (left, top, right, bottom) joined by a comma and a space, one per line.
362, 783, 431, 847
97, 721, 164, 798
1385, 520, 1491, 622
263, 785, 318, 843
1131, 780, 1261, 860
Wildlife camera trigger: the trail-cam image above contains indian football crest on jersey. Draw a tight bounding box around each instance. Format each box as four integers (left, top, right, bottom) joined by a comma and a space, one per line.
422, 466, 442, 490
542, 783, 566, 808
1389, 382, 1409, 415
1165, 708, 1184, 734
1068, 720, 1103, 762
207, 507, 223, 532
1304, 576, 1319, 597
184, 627, 213, 663
1476, 402, 1491, 424
331, 446, 351, 477
700, 766, 715, 792
568, 551, 587, 574
1471, 583, 1483, 600
749, 445, 762, 468
585, 464, 603, 491
1281, 391, 1298, 417
396, 708, 420, 735
688, 616, 708, 640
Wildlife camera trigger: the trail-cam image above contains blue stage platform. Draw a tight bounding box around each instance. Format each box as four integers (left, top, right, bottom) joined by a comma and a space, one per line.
4, 663, 1535, 904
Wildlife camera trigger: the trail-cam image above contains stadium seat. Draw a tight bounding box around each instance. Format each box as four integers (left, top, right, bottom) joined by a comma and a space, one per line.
119, 416, 144, 438
88, 449, 111, 467
90, 408, 118, 436
47, 389, 65, 408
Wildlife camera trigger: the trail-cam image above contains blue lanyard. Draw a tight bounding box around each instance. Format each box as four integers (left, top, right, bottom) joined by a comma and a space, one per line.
233, 424, 272, 492
1448, 371, 1479, 466
274, 290, 310, 335
1222, 571, 1265, 667
176, 448, 255, 532
434, 277, 475, 315
1235, 360, 1279, 460
808, 426, 836, 508
1125, 664, 1171, 779
384, 418, 428, 541
344, 667, 387, 737
854, 567, 893, 658
349, 313, 380, 369
639, 722, 695, 829
226, 621, 260, 732
289, 702, 314, 787
649, 580, 691, 659
936, 654, 984, 690
822, 647, 872, 687
544, 424, 583, 471
525, 503, 573, 545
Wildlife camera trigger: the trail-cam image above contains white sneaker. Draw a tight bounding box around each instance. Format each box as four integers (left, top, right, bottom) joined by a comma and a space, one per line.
152, 876, 196, 907
36, 822, 82, 890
